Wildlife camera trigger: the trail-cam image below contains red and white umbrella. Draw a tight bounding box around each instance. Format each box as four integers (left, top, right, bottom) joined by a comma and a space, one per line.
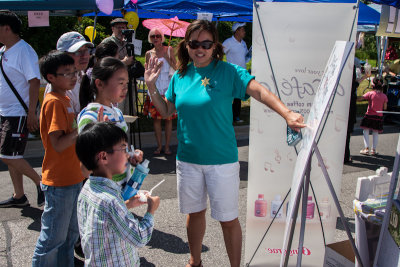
142, 16, 190, 44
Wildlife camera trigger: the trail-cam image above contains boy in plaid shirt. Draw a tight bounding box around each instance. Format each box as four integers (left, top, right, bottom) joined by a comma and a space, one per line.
76, 122, 160, 266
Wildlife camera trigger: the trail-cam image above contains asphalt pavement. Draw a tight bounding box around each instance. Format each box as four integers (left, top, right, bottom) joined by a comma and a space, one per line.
0, 123, 399, 267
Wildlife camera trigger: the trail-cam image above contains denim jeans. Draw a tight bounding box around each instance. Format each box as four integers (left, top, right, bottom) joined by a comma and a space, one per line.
32, 182, 82, 267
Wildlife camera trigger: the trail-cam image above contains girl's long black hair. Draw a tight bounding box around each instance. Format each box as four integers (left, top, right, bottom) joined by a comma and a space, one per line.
79, 57, 126, 110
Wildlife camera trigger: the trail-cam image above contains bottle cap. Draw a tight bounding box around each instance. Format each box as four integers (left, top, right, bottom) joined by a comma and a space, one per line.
307, 196, 312, 201
142, 159, 150, 169
274, 195, 281, 201
128, 145, 135, 157
129, 145, 141, 157
258, 194, 264, 199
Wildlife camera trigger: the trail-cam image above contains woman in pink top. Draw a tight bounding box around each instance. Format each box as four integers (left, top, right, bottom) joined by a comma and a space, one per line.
358, 77, 388, 156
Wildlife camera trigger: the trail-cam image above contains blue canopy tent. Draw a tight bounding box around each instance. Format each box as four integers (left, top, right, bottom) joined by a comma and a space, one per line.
84, 0, 379, 25
358, 2, 381, 25
84, 0, 253, 21
0, 0, 124, 16
132, 0, 252, 20
370, 0, 400, 8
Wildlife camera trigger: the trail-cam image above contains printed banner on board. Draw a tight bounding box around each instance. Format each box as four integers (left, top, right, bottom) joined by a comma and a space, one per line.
245, 2, 357, 266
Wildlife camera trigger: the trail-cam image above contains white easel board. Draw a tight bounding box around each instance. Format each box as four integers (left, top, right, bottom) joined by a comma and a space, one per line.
281, 41, 354, 266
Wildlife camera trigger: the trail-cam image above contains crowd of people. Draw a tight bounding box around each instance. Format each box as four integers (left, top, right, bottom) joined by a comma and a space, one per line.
0, 10, 305, 267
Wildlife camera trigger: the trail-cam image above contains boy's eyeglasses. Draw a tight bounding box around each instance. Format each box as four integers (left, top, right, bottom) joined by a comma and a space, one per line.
106, 146, 130, 154
187, 40, 214, 50
55, 71, 78, 79
71, 49, 91, 57
150, 34, 162, 39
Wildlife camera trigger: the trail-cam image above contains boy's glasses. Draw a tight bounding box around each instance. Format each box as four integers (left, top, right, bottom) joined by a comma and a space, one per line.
187, 40, 214, 50
106, 146, 130, 154
150, 34, 162, 39
55, 71, 78, 79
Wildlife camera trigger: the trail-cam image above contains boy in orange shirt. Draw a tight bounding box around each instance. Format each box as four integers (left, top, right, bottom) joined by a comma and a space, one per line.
32, 51, 84, 266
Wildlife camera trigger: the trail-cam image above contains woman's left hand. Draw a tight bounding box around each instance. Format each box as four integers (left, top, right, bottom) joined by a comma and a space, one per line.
128, 149, 144, 166
125, 195, 146, 209
285, 111, 306, 132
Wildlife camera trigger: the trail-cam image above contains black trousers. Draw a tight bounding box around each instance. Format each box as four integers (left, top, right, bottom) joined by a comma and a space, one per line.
232, 98, 241, 120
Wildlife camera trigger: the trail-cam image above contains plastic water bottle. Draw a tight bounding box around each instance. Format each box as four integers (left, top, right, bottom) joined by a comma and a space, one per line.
364, 59, 371, 77
122, 159, 150, 201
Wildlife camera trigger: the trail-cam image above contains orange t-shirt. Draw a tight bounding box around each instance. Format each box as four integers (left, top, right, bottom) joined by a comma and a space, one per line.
40, 92, 84, 186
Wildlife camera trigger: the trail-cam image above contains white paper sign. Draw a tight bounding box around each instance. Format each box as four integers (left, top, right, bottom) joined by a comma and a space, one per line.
197, 12, 213, 22
28, 11, 49, 27
133, 39, 142, 56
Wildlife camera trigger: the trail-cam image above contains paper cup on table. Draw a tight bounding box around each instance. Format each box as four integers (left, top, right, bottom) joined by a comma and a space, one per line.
123, 115, 138, 123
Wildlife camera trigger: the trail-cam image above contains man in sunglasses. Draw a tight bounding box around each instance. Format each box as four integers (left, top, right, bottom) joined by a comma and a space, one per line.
43, 31, 94, 115
222, 22, 250, 124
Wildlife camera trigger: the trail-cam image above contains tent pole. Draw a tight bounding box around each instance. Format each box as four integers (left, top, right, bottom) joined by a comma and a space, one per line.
380, 37, 388, 77
376, 27, 380, 71
92, 12, 98, 42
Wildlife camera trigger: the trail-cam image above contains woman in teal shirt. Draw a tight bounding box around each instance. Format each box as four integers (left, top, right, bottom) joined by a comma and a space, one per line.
145, 20, 305, 267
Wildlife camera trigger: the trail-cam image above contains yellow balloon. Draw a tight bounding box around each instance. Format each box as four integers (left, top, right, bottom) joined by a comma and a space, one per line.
124, 11, 139, 30
84, 26, 96, 42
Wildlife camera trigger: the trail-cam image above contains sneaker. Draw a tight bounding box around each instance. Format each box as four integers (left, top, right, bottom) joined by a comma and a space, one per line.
37, 184, 45, 207
234, 117, 244, 123
0, 195, 29, 208
360, 148, 369, 155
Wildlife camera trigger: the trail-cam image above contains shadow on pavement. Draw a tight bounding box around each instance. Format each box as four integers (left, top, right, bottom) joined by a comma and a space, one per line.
146, 228, 208, 254
346, 154, 395, 172
140, 257, 156, 266
20, 205, 42, 232
335, 217, 355, 234
239, 161, 248, 181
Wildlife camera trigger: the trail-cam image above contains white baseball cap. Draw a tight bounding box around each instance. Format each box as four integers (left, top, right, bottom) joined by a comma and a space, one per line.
232, 22, 246, 33
56, 31, 94, 53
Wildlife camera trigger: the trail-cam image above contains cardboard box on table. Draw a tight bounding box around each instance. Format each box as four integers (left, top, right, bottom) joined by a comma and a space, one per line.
324, 240, 355, 267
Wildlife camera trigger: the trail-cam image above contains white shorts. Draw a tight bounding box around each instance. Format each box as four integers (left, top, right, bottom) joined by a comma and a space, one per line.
176, 160, 240, 222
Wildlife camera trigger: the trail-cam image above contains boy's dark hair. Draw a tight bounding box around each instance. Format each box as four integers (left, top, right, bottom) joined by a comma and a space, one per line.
76, 122, 128, 171
39, 50, 75, 83
0, 10, 22, 35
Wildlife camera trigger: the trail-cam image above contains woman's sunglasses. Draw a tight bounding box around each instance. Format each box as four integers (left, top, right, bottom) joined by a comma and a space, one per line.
150, 34, 162, 39
187, 40, 214, 50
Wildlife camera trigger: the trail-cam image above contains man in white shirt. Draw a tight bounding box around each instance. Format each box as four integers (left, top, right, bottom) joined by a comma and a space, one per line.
222, 22, 250, 123
44, 32, 94, 114
0, 11, 44, 208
